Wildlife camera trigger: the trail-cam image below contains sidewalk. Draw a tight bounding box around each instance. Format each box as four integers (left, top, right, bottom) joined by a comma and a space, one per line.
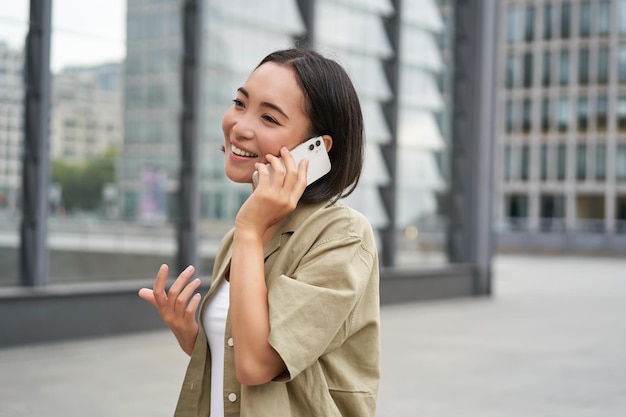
1, 254, 625, 417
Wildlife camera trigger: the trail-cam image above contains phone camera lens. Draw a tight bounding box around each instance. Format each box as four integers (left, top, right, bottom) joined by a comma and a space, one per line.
316, 140, 321, 147
309, 144, 315, 151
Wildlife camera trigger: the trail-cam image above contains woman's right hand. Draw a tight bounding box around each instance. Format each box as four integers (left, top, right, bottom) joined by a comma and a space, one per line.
138, 264, 202, 356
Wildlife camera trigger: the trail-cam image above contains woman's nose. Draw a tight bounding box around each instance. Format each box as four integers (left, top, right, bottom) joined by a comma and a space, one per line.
231, 114, 255, 140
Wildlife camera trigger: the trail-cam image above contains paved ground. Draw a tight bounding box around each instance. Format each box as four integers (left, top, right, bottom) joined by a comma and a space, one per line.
1, 254, 625, 417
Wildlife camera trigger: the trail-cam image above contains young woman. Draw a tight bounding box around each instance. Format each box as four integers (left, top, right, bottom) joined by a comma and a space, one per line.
139, 48, 380, 417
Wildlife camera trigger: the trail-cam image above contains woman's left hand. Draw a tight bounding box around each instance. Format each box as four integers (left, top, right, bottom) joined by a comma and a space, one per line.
236, 147, 309, 237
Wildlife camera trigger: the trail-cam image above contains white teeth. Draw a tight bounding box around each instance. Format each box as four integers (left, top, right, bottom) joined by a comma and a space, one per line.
230, 144, 258, 157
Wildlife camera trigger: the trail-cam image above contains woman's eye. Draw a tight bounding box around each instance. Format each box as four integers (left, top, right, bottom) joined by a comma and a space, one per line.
232, 99, 244, 107
262, 115, 279, 124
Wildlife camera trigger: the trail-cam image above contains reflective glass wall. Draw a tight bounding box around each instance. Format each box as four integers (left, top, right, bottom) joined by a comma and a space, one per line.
0, 1, 28, 286
1, 0, 454, 287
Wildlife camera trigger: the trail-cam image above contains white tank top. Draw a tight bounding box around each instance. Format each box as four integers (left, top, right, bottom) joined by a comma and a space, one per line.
202, 280, 230, 417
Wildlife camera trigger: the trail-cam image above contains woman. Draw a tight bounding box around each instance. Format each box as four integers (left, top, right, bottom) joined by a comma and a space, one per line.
139, 48, 380, 417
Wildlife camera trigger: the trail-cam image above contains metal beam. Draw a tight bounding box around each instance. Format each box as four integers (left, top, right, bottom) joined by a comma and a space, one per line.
177, 0, 203, 274
20, 0, 52, 286
294, 0, 316, 48
447, 0, 498, 295
379, 0, 401, 267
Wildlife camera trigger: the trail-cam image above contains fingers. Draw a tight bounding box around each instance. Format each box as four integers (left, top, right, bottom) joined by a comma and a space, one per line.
152, 264, 169, 308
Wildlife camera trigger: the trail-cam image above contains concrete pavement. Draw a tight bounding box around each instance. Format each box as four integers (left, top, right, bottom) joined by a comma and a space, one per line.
1, 254, 625, 416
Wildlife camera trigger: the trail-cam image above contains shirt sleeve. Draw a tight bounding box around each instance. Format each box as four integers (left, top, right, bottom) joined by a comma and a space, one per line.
267, 230, 376, 381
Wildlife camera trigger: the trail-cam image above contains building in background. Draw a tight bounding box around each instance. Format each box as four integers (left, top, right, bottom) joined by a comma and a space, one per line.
0, 41, 23, 211
120, 0, 450, 265
51, 62, 124, 162
496, 0, 626, 252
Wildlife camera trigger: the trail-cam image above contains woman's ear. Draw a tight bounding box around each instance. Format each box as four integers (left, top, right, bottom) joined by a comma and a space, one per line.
321, 134, 333, 152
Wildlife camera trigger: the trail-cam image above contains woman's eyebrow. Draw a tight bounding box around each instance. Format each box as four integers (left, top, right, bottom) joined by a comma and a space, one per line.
237, 87, 289, 120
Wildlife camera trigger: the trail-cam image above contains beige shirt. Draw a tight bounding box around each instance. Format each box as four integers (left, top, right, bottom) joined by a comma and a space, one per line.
174, 201, 380, 417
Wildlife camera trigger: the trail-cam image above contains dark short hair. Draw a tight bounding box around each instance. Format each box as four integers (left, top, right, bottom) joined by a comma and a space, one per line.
257, 49, 364, 204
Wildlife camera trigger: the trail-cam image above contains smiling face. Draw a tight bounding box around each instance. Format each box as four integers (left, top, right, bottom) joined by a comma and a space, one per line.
221, 62, 311, 183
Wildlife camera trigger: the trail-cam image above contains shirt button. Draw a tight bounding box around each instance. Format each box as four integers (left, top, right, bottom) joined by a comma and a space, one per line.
227, 337, 234, 347
228, 393, 237, 402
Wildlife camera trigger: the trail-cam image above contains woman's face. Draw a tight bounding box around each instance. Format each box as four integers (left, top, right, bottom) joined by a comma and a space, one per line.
222, 62, 311, 183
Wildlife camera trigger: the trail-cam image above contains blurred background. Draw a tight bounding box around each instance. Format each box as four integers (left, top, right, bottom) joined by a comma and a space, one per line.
0, 0, 625, 341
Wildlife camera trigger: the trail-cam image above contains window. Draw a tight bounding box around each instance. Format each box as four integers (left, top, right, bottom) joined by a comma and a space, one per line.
504, 144, 513, 180
618, 98, 626, 132
506, 53, 517, 89
580, 1, 591, 37
540, 144, 549, 180
524, 5, 535, 42
598, 47, 610, 85
522, 99, 532, 133
598, 0, 611, 36
541, 97, 551, 132
544, 3, 554, 39
597, 96, 608, 131
578, 96, 588, 131
620, 0, 626, 35
557, 143, 567, 180
576, 143, 587, 180
540, 194, 565, 231
559, 49, 570, 85
507, 6, 520, 43
579, 48, 589, 85
520, 144, 530, 180
560, 2, 571, 38
542, 50, 551, 86
618, 144, 626, 180
620, 45, 626, 83
596, 144, 606, 181
506, 100, 515, 133
523, 52, 533, 88
558, 96, 570, 132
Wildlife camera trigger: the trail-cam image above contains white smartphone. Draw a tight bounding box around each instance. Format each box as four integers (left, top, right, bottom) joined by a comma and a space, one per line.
252, 136, 331, 187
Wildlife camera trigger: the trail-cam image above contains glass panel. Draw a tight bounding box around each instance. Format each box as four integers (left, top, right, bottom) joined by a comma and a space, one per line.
395, 0, 449, 265
617, 144, 626, 180
0, 0, 28, 287
520, 144, 530, 180
598, 47, 609, 84
540, 194, 566, 231
597, 96, 608, 132
578, 48, 589, 84
580, 1, 591, 37
542, 50, 551, 86
578, 96, 588, 131
504, 145, 513, 181
595, 144, 606, 181
576, 144, 587, 180
558, 96, 570, 132
506, 194, 529, 231
560, 2, 571, 38
506, 100, 515, 133
619, 45, 626, 83
598, 0, 611, 36
620, 0, 626, 35
557, 143, 567, 180
559, 49, 570, 85
50, 0, 172, 284
543, 3, 554, 40
523, 52, 533, 88
506, 53, 517, 89
507, 5, 520, 43
541, 97, 551, 132
524, 5, 535, 42
618, 97, 626, 132
522, 99, 532, 133
540, 144, 549, 181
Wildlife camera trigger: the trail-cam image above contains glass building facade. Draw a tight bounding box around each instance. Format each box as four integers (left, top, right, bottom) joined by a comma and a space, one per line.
0, 0, 453, 286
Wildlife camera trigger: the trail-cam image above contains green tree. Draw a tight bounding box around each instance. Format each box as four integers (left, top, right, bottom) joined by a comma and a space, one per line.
51, 152, 116, 213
